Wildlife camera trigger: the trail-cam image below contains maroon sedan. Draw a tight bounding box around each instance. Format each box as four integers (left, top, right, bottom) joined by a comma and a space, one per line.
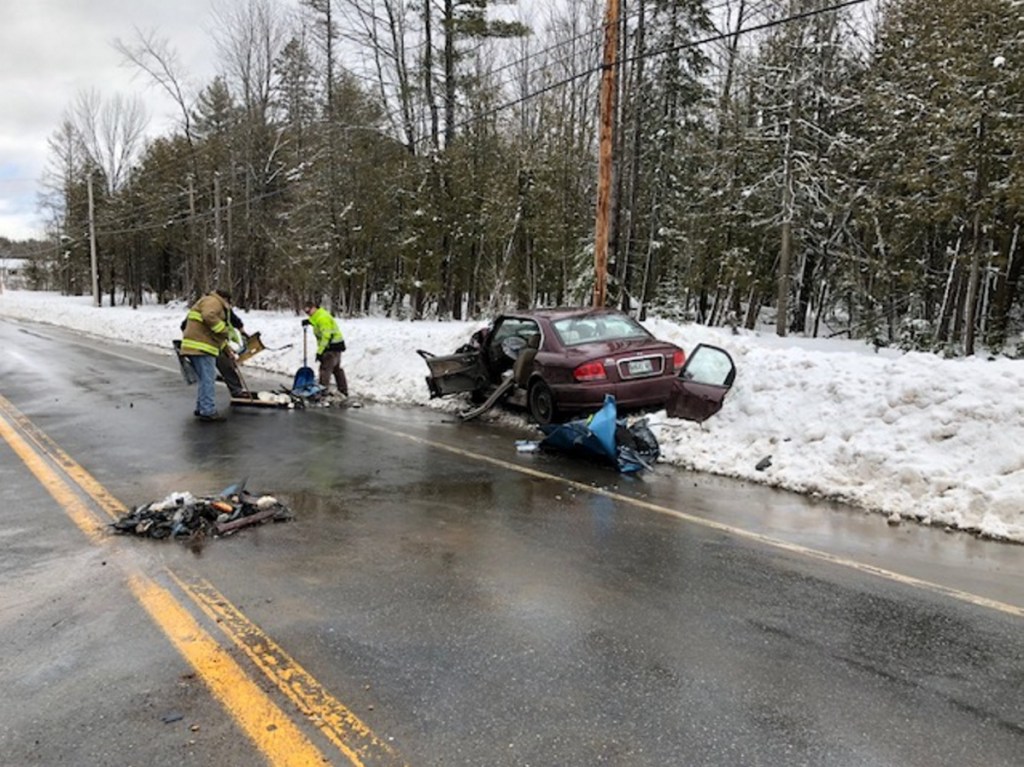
420, 307, 735, 425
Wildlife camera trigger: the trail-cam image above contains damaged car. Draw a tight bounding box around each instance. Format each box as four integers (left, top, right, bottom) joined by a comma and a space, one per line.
418, 307, 736, 425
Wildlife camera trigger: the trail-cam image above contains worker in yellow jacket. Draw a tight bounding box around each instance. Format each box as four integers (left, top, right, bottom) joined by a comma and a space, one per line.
302, 300, 348, 396
181, 289, 234, 421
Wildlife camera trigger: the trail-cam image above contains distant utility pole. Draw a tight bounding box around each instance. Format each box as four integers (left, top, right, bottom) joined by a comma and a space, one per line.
593, 0, 620, 309
214, 171, 223, 285
87, 171, 100, 307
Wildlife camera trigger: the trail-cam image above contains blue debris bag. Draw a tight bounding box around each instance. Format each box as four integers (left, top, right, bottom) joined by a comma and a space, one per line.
538, 395, 656, 474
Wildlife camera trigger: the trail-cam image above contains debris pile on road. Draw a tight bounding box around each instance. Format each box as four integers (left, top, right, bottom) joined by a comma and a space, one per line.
111, 484, 293, 540
523, 395, 661, 473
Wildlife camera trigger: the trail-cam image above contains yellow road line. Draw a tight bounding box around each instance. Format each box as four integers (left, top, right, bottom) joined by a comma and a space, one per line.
128, 572, 329, 767
172, 572, 408, 767
0, 408, 105, 542
354, 419, 1024, 620
0, 394, 334, 766
0, 394, 127, 520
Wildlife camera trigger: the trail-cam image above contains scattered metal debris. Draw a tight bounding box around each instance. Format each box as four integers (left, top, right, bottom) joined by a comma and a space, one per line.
111, 481, 293, 541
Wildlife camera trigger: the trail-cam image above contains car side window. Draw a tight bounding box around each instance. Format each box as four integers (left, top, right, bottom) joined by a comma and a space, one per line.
681, 345, 736, 386
491, 318, 536, 345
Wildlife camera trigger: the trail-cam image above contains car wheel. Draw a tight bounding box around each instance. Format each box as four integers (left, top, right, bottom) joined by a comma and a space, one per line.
528, 380, 557, 425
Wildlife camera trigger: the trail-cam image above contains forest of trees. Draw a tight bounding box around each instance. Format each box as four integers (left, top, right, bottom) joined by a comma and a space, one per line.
25, 0, 1024, 356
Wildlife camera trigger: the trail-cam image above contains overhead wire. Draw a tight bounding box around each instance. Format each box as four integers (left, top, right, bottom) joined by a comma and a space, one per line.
449, 0, 873, 137
22, 0, 873, 246
37, 0, 760, 204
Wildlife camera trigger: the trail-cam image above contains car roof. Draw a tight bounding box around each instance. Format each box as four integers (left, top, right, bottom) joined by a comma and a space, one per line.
500, 307, 631, 322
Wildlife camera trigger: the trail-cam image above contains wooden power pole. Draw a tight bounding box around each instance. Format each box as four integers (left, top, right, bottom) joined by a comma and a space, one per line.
87, 171, 100, 307
593, 0, 620, 309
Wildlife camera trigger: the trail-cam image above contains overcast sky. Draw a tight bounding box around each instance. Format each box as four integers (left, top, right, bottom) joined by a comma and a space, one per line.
0, 0, 302, 242
0, 0, 546, 244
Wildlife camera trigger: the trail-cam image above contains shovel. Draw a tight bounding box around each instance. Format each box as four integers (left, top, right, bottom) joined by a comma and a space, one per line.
292, 323, 317, 391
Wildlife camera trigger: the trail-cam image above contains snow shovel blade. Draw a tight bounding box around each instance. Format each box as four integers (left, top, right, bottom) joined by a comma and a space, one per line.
236, 331, 266, 364
293, 322, 316, 390
293, 366, 316, 390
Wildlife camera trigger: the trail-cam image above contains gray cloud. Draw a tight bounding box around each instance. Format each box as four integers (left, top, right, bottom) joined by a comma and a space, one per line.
0, 0, 237, 239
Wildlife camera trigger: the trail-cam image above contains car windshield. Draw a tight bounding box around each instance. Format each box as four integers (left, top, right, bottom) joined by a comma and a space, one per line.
552, 314, 651, 346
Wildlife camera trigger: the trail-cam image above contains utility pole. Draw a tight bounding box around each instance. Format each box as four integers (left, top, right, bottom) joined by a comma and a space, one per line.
593, 0, 620, 308
226, 195, 233, 291
87, 171, 100, 307
188, 174, 201, 294
776, 76, 797, 337
214, 171, 223, 285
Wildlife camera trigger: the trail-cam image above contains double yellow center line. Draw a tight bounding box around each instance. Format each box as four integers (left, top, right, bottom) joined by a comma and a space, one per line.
0, 393, 407, 767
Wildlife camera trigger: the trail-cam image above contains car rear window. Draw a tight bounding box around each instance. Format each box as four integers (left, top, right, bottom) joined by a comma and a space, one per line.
552, 315, 651, 346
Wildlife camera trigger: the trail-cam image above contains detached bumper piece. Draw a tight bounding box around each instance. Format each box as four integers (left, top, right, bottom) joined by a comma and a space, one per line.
111, 486, 294, 541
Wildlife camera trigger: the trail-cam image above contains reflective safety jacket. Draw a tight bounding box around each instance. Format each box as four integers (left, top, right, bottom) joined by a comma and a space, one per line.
307, 306, 344, 355
180, 293, 232, 356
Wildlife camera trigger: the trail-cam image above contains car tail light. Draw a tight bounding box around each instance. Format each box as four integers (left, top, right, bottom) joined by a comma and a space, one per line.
673, 349, 686, 371
573, 361, 607, 382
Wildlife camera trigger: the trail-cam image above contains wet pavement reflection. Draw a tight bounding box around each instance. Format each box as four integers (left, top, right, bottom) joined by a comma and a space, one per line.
1, 318, 1021, 767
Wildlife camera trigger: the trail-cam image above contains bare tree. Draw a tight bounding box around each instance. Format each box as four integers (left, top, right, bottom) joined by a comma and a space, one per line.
334, 0, 420, 154
209, 0, 291, 303
114, 29, 197, 149
72, 89, 149, 195
212, 0, 288, 121
40, 120, 89, 295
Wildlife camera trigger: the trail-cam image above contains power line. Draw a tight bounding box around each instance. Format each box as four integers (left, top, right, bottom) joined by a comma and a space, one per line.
451, 0, 873, 137
21, 0, 873, 249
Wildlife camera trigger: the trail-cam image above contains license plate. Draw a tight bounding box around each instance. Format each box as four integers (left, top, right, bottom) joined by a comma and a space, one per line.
628, 359, 654, 375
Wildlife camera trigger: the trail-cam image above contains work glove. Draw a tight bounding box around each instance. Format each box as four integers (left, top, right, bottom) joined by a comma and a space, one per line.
301, 319, 311, 327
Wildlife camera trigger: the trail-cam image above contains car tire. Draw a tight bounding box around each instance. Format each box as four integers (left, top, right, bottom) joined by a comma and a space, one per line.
528, 380, 557, 425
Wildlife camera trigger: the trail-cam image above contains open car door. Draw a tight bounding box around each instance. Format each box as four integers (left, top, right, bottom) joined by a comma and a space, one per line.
666, 343, 736, 422
417, 348, 489, 398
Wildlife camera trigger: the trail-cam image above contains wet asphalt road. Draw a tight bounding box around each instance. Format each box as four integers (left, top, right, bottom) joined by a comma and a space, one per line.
0, 317, 1022, 766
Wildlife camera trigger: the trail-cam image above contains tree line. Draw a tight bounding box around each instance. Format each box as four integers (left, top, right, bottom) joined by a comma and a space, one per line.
30, 0, 1024, 355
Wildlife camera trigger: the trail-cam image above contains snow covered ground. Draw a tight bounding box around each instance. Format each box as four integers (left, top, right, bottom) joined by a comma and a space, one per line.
2, 289, 1022, 543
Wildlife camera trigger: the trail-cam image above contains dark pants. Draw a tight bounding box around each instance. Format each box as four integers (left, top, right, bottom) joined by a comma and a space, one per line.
318, 350, 348, 395
216, 352, 245, 397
